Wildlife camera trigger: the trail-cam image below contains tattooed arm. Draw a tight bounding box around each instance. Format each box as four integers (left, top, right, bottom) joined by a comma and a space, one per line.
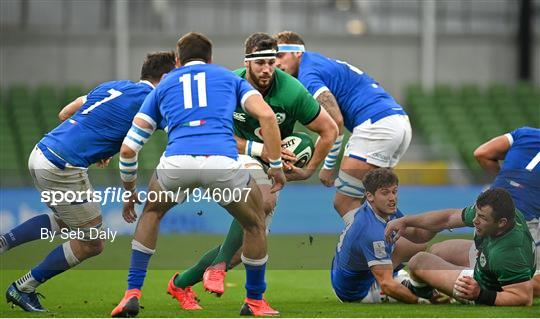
316, 91, 344, 135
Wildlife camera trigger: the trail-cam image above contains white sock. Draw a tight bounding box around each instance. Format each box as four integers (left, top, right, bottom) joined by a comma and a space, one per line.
63, 241, 80, 266
241, 254, 268, 266
131, 239, 155, 255
15, 271, 41, 293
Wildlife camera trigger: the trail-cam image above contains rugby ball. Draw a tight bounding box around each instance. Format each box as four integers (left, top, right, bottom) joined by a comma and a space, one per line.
281, 132, 315, 168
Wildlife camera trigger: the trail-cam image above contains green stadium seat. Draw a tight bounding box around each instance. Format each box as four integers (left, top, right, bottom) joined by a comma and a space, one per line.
433, 85, 454, 99
0, 91, 26, 185
405, 85, 425, 105
515, 82, 536, 99
6, 87, 43, 160
35, 85, 62, 132
480, 123, 505, 139
503, 113, 529, 131
0, 103, 20, 170
488, 84, 513, 100
406, 82, 534, 171
460, 84, 482, 99
522, 102, 540, 126
63, 85, 87, 105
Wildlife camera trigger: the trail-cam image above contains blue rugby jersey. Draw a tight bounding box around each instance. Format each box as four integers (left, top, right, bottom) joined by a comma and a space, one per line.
331, 202, 404, 301
298, 51, 406, 132
137, 61, 259, 159
40, 80, 154, 168
492, 127, 540, 220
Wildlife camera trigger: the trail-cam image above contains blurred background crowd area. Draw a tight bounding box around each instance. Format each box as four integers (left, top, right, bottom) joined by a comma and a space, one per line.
1, 0, 539, 187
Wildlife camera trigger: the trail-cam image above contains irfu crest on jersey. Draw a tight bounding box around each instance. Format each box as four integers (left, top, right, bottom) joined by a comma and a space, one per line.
479, 252, 487, 267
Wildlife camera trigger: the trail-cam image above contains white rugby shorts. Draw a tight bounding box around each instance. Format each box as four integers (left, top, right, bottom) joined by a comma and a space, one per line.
344, 114, 412, 167
28, 145, 101, 228
155, 154, 250, 206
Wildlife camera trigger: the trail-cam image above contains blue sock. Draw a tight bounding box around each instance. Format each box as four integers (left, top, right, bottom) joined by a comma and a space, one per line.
127, 249, 153, 290
31, 243, 75, 283
2, 214, 57, 250
244, 263, 267, 300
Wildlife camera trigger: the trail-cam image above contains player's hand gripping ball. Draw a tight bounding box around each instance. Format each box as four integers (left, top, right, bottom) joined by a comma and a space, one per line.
281, 132, 315, 168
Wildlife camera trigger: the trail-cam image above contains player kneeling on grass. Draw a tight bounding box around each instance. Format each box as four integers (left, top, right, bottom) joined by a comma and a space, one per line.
331, 168, 441, 304
0, 52, 175, 312
385, 188, 535, 306
111, 32, 286, 318
167, 32, 337, 310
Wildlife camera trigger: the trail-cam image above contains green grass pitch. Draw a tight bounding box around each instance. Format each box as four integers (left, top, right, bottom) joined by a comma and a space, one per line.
1, 234, 538, 317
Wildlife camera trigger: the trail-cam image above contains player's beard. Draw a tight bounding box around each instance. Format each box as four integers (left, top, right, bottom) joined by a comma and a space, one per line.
248, 67, 272, 91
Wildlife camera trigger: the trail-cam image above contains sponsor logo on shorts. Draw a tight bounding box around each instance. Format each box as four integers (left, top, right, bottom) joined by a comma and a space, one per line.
370, 152, 390, 162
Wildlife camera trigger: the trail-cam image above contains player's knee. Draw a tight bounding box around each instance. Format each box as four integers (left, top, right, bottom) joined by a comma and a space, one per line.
408, 251, 429, 274
428, 242, 444, 256
262, 197, 276, 216
333, 195, 358, 215
241, 215, 265, 236
79, 239, 105, 258
333, 197, 345, 213
142, 207, 167, 221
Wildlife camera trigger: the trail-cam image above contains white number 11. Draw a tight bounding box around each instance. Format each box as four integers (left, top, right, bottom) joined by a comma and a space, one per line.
179, 72, 207, 109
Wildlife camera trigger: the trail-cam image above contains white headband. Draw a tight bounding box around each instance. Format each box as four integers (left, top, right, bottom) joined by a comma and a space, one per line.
277, 44, 305, 53
244, 49, 277, 61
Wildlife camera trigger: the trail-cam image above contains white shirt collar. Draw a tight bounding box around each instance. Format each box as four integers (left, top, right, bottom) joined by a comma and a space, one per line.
367, 201, 389, 224
184, 61, 206, 66
139, 80, 155, 89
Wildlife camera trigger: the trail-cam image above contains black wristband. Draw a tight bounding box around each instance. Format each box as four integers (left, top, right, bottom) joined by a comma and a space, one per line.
476, 288, 497, 306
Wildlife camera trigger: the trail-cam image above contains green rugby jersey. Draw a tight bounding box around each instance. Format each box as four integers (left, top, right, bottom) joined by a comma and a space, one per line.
462, 206, 536, 291
233, 68, 320, 142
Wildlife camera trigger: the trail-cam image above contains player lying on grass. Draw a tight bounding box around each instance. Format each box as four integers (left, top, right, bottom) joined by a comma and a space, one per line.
472, 126, 539, 297
0, 52, 176, 312
385, 188, 535, 306
330, 168, 441, 304
274, 31, 412, 227
166, 32, 338, 310
111, 32, 286, 317
428, 127, 540, 299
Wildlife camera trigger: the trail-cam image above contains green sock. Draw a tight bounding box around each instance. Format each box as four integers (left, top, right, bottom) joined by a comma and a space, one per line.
174, 245, 220, 288
211, 219, 244, 268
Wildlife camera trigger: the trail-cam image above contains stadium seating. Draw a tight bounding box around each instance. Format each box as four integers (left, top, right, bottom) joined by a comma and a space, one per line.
0, 84, 538, 186
406, 83, 540, 171
36, 85, 62, 132
0, 88, 24, 186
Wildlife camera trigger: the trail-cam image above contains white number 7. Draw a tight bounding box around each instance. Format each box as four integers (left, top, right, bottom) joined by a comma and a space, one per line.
82, 89, 123, 114
525, 152, 540, 171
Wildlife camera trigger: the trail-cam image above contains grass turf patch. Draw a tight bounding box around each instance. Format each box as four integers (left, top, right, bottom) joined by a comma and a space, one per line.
1, 234, 537, 317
